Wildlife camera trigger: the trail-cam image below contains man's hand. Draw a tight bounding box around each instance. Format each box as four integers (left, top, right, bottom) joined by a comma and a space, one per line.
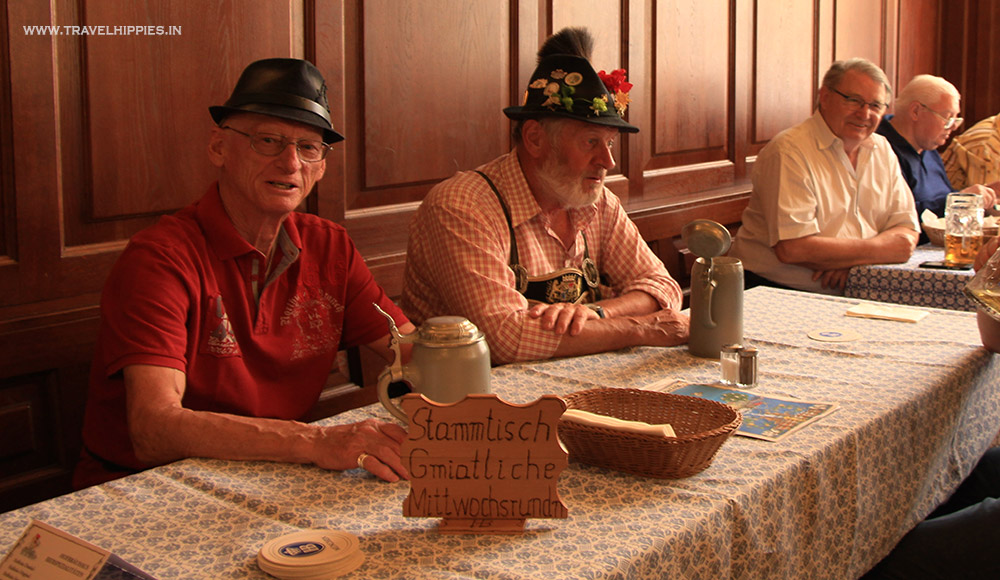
633, 308, 691, 347
812, 267, 851, 290
981, 181, 1000, 215
528, 302, 599, 336
312, 418, 409, 482
975, 236, 1000, 272
962, 183, 997, 211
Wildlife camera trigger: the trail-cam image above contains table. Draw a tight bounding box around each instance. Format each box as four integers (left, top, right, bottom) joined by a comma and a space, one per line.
845, 243, 977, 311
2, 288, 998, 580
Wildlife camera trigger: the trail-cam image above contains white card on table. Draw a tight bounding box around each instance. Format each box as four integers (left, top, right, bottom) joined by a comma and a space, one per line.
0, 520, 158, 580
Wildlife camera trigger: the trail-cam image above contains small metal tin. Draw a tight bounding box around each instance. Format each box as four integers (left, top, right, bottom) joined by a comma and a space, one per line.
737, 346, 758, 389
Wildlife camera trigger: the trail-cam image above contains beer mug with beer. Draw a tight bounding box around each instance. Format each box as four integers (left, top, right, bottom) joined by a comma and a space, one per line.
944, 192, 983, 266
965, 242, 1000, 319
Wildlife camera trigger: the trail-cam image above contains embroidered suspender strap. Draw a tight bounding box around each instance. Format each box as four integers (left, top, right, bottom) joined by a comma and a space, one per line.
474, 169, 602, 302
476, 170, 528, 292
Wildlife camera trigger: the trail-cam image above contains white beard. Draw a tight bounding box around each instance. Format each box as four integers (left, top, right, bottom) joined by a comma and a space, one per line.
536, 155, 602, 209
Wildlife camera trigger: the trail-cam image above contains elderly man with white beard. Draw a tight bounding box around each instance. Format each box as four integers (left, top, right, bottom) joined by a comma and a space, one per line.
401, 28, 688, 365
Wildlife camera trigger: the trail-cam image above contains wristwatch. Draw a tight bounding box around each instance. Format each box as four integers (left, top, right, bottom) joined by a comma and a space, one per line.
586, 303, 606, 319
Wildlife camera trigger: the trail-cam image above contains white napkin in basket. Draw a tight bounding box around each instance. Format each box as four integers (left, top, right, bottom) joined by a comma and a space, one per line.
562, 409, 676, 438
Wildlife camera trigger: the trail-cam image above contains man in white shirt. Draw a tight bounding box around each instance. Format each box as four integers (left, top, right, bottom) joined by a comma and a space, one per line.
729, 58, 919, 294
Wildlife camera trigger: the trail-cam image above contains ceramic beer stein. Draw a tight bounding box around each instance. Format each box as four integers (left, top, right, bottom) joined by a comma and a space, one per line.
681, 219, 744, 359
688, 257, 744, 359
373, 304, 491, 422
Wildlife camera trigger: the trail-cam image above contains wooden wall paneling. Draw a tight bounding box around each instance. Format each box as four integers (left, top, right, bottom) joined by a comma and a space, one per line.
0, 291, 97, 511
970, 1, 1000, 121
640, 0, 736, 206
623, 0, 647, 199
551, 1, 622, 72
311, 0, 348, 224
833, 0, 886, 66
651, 0, 730, 168
357, 1, 510, 197
939, 0, 971, 123
730, 0, 750, 175
815, 0, 835, 85
0, 363, 90, 513
1, 0, 309, 305
3, 0, 63, 306
751, 0, 816, 149
330, 0, 521, 294
940, 0, 999, 126
893, 0, 941, 90
0, 0, 12, 265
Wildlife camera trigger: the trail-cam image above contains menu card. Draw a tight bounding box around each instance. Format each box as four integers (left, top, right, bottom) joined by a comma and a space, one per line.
0, 520, 157, 580
669, 384, 838, 442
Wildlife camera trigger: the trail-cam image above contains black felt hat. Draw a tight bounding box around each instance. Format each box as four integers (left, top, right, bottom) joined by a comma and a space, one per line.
504, 54, 638, 133
210, 58, 344, 144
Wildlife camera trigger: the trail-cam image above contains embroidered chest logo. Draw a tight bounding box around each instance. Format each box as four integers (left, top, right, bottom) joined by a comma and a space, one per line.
280, 290, 343, 360
208, 296, 241, 356
546, 273, 584, 303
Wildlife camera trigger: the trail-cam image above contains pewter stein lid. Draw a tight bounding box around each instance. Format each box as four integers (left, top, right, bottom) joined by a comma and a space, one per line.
417, 316, 484, 347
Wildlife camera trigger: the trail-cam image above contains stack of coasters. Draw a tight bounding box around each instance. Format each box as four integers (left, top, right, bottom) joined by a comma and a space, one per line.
257, 529, 364, 579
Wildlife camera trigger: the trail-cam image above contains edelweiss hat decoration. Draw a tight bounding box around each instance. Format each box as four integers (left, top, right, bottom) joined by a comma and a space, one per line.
504, 54, 638, 133
209, 58, 345, 144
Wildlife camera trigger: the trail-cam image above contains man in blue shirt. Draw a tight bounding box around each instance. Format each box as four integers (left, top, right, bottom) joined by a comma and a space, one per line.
876, 74, 995, 219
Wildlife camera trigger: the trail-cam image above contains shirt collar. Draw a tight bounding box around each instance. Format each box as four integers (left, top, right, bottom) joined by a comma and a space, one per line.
811, 109, 876, 154
500, 149, 599, 230
877, 115, 920, 156
195, 182, 303, 261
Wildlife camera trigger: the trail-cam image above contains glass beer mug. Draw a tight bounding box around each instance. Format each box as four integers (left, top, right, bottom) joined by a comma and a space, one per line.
965, 243, 1000, 320
944, 192, 984, 267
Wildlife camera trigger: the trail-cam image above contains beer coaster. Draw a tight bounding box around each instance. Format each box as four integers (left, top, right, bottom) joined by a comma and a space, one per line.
258, 529, 363, 579
808, 329, 862, 342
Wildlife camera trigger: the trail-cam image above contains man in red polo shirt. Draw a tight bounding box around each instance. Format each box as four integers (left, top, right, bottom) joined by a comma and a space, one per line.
74, 59, 414, 488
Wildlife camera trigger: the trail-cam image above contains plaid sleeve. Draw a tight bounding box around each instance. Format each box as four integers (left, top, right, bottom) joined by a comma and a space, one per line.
591, 192, 683, 310
406, 178, 563, 364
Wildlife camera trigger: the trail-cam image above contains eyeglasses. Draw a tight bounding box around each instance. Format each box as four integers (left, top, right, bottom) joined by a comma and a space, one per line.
221, 126, 331, 162
830, 87, 888, 114
918, 103, 964, 130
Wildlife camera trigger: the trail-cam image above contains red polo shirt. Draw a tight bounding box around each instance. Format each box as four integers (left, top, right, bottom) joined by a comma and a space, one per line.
77, 184, 405, 485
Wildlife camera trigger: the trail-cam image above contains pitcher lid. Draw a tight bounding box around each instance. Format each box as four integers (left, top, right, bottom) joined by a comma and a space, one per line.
418, 316, 484, 346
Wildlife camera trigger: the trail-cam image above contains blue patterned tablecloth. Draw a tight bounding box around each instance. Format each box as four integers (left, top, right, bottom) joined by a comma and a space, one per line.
1, 288, 997, 580
845, 243, 976, 311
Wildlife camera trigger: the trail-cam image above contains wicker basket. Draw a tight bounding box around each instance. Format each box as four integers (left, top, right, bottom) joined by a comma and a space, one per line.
559, 388, 741, 479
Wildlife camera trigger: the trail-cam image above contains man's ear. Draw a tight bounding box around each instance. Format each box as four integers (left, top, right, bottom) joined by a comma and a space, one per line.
520, 119, 548, 159
907, 100, 922, 121
207, 127, 226, 168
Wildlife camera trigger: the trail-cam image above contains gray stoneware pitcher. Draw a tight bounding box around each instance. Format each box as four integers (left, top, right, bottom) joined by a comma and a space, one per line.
373, 304, 491, 422
688, 256, 744, 359
681, 220, 744, 359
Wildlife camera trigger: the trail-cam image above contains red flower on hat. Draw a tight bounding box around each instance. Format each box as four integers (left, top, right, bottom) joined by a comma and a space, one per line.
598, 69, 633, 117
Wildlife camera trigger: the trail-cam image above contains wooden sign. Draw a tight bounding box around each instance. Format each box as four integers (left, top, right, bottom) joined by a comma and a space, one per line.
399, 393, 569, 534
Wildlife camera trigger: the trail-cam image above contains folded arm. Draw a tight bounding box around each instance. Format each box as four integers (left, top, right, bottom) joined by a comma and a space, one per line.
774, 225, 918, 271
124, 329, 413, 483
549, 307, 690, 358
